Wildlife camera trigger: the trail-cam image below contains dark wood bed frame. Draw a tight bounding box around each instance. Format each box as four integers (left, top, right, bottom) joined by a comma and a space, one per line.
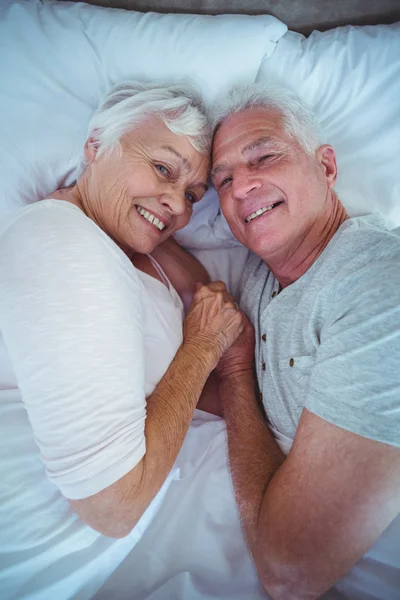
67, 0, 400, 35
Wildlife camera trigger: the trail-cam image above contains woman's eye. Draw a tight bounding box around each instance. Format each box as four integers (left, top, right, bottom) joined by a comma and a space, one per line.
185, 191, 197, 204
155, 164, 170, 177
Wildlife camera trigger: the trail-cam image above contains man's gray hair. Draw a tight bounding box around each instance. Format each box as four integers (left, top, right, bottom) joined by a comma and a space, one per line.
212, 83, 321, 154
87, 81, 211, 158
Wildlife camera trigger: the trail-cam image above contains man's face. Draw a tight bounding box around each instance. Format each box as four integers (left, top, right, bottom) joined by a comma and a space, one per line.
211, 107, 336, 262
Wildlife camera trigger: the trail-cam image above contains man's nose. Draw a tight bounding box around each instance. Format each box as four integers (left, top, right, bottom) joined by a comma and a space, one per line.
232, 167, 262, 199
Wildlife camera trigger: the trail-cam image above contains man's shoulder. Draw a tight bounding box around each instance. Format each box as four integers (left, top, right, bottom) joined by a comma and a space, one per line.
308, 215, 400, 333
328, 213, 400, 259
312, 214, 400, 290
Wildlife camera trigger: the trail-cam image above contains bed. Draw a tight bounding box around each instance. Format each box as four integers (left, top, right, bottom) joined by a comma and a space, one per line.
1, 1, 399, 599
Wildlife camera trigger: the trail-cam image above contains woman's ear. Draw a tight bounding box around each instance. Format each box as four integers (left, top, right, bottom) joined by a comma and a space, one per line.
317, 144, 338, 189
84, 136, 98, 164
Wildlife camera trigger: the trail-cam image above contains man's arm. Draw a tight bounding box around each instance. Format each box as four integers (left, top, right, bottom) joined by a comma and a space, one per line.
151, 237, 210, 312
218, 316, 400, 600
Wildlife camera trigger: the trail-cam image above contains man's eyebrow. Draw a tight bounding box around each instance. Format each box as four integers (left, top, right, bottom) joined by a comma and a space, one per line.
211, 137, 284, 182
242, 136, 280, 154
160, 145, 190, 169
210, 163, 228, 182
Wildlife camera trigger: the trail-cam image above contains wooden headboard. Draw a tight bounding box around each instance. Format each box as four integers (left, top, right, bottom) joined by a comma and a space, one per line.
67, 0, 400, 35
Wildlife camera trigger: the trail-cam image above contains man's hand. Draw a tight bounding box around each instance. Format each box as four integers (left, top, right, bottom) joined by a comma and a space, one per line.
216, 311, 255, 380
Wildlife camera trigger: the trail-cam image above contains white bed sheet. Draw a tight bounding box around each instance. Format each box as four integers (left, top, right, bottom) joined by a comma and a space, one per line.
94, 410, 342, 600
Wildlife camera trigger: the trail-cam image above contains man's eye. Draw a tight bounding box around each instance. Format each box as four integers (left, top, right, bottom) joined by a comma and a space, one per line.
185, 191, 198, 204
219, 176, 232, 189
257, 154, 273, 164
155, 164, 170, 177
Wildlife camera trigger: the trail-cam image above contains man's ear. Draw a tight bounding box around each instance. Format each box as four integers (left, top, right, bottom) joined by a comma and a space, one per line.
84, 136, 99, 164
317, 144, 337, 189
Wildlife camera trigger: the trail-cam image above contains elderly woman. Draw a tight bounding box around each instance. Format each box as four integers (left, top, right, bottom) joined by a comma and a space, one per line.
0, 82, 243, 599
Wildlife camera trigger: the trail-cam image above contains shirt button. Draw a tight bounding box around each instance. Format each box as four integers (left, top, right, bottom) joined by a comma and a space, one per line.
262, 333, 267, 342
289, 358, 295, 367
262, 362, 266, 371
272, 291, 277, 298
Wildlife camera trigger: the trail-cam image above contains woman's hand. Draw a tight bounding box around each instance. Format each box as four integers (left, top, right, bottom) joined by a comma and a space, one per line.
183, 281, 244, 370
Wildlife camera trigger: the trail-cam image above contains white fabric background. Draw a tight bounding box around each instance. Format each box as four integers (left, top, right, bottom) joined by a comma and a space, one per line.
1, 2, 399, 598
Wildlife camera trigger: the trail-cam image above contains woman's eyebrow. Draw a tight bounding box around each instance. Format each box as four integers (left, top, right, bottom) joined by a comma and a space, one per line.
160, 145, 190, 170
192, 181, 208, 192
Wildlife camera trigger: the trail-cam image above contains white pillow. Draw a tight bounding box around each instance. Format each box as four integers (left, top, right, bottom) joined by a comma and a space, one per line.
0, 0, 286, 220
255, 25, 400, 229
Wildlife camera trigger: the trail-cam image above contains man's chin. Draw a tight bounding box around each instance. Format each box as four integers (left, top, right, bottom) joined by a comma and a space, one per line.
245, 235, 279, 261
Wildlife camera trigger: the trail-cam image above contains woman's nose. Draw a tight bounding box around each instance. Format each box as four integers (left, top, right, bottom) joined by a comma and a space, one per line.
159, 188, 186, 216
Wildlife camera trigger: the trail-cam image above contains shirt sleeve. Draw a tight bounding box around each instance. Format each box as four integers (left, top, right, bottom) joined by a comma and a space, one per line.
0, 203, 147, 499
305, 258, 400, 447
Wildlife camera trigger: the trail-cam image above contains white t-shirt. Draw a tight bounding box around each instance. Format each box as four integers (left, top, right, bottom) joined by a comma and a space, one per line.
0, 200, 184, 599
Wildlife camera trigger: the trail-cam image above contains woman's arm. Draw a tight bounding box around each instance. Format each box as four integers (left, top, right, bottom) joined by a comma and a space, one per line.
71, 315, 220, 537
150, 238, 223, 416
70, 281, 238, 536
0, 208, 238, 538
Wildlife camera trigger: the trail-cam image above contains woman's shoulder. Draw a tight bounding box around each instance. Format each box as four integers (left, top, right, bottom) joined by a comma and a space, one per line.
0, 199, 139, 282
0, 199, 146, 304
1, 199, 90, 237
1, 199, 116, 255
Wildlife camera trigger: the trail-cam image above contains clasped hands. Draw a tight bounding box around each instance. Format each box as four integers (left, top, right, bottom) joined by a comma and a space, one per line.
183, 281, 255, 380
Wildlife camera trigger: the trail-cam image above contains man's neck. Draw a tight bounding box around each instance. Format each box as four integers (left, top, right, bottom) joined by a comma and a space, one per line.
266, 193, 348, 289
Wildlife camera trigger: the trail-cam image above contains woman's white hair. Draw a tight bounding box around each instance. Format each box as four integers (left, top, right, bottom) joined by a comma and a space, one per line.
212, 83, 321, 154
87, 81, 211, 159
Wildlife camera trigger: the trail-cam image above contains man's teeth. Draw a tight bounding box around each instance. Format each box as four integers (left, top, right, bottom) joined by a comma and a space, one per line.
136, 206, 165, 230
246, 204, 278, 223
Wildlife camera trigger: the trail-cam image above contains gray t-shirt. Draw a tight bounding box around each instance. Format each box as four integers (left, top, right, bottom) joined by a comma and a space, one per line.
239, 214, 400, 447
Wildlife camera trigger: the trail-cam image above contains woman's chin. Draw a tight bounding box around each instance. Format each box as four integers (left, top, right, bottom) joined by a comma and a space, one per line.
133, 235, 170, 256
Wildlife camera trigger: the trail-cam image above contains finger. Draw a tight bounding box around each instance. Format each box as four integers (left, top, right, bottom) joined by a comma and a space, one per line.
222, 301, 239, 312
207, 281, 227, 292
220, 290, 236, 304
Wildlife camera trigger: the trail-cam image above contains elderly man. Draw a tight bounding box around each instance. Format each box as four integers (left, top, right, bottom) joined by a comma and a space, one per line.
211, 84, 400, 600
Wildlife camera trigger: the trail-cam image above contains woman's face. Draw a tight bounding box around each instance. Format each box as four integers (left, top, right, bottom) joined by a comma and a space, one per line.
81, 116, 209, 255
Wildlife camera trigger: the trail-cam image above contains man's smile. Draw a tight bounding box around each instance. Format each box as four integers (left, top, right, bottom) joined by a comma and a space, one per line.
244, 200, 284, 223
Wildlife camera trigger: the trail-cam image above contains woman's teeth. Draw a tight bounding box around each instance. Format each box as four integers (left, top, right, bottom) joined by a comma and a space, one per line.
246, 203, 280, 223
136, 205, 166, 230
